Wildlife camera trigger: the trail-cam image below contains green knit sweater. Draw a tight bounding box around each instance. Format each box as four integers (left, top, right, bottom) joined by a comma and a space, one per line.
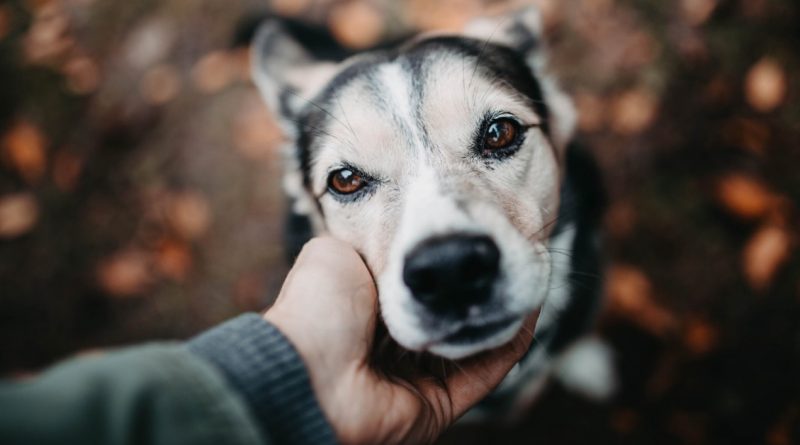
0, 313, 339, 445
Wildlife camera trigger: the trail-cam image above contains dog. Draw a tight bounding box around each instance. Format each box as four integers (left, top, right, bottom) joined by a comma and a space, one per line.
251, 7, 614, 416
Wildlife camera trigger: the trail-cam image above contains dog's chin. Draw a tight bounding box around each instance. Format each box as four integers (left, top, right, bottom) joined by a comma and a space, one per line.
426, 317, 524, 360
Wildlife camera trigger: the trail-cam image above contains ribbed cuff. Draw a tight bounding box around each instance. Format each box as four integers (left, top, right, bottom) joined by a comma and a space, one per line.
187, 313, 338, 445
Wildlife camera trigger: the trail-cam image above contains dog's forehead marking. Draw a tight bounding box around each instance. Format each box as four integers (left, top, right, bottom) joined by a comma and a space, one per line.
372, 61, 428, 156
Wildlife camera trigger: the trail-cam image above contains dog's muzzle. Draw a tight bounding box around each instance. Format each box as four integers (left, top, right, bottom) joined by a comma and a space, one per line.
402, 233, 500, 317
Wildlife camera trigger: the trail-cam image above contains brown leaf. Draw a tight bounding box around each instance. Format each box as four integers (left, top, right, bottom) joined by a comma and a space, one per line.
721, 117, 770, 154
0, 5, 12, 42
606, 265, 676, 336
742, 224, 792, 291
96, 250, 153, 298
192, 51, 235, 94
52, 149, 83, 192
714, 174, 777, 220
406, 0, 480, 32
745, 58, 787, 112
63, 56, 100, 95
680, 0, 717, 26
574, 91, 605, 132
329, 1, 385, 49
23, 2, 73, 64
611, 88, 659, 135
2, 120, 47, 184
166, 191, 212, 240
0, 193, 39, 239
270, 0, 313, 17
232, 97, 283, 160
140, 64, 182, 105
155, 239, 192, 281
604, 200, 637, 239
683, 318, 718, 355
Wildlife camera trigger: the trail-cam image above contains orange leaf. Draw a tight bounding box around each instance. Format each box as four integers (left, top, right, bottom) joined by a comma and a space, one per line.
2, 120, 47, 184
683, 318, 718, 355
0, 193, 39, 239
329, 1, 385, 49
714, 174, 777, 220
140, 64, 182, 105
745, 58, 787, 112
742, 225, 792, 291
611, 88, 659, 135
606, 265, 676, 336
167, 191, 212, 240
96, 250, 153, 298
155, 239, 192, 281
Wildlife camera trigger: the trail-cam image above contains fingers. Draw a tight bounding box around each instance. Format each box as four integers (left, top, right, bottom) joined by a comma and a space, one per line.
276, 237, 377, 308
416, 310, 540, 420
266, 236, 379, 355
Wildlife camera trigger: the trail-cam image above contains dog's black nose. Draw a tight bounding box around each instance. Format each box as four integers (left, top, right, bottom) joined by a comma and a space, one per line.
403, 234, 500, 316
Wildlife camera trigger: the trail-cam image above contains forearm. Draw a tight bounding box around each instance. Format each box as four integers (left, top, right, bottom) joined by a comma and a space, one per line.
0, 344, 264, 445
0, 313, 338, 445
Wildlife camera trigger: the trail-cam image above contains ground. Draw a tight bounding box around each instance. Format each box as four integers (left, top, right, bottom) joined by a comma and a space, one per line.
0, 0, 798, 444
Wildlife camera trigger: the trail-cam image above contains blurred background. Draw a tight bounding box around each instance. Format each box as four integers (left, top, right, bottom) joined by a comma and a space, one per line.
0, 0, 798, 443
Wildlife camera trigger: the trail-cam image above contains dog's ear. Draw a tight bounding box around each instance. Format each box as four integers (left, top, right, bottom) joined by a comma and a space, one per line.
250, 19, 341, 137
464, 7, 577, 155
251, 19, 346, 235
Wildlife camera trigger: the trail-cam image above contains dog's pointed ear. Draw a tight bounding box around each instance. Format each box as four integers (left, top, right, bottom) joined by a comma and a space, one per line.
251, 20, 340, 136
464, 7, 577, 155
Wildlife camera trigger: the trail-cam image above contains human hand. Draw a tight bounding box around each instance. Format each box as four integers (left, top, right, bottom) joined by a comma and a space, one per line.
264, 237, 537, 445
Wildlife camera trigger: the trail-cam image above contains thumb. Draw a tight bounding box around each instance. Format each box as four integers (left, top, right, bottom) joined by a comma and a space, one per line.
269, 237, 379, 352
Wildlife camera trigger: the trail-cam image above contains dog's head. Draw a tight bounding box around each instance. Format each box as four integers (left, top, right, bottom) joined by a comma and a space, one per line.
252, 8, 576, 359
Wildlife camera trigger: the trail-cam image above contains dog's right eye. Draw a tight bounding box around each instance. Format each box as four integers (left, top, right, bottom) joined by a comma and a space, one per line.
328, 168, 367, 195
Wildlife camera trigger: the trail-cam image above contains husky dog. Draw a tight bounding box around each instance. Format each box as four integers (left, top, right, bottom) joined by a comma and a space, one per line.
251, 7, 614, 414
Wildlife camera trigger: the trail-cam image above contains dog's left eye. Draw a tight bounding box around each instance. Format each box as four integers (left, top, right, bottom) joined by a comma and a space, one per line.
328, 168, 367, 195
481, 117, 522, 157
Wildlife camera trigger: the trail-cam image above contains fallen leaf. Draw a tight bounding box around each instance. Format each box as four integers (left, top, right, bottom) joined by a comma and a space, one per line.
167, 191, 212, 240
681, 0, 717, 26
0, 193, 39, 239
574, 91, 605, 132
406, 0, 480, 32
52, 149, 83, 192
606, 265, 677, 336
604, 200, 637, 239
140, 64, 181, 105
329, 1, 385, 49
2, 120, 47, 184
232, 97, 283, 160
745, 58, 787, 112
611, 88, 659, 135
721, 118, 770, 154
63, 56, 100, 95
742, 224, 792, 291
683, 318, 718, 355
23, 2, 73, 63
192, 51, 234, 94
0, 5, 12, 42
270, 0, 313, 17
714, 174, 777, 220
155, 239, 192, 281
96, 250, 153, 297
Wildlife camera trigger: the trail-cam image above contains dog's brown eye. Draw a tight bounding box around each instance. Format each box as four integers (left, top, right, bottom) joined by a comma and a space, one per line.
328, 168, 366, 195
483, 118, 519, 152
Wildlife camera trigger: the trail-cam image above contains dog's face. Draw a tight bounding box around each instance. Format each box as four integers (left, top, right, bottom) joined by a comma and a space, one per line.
253, 8, 576, 359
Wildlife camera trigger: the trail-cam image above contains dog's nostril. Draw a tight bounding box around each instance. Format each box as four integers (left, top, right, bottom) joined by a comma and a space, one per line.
402, 234, 500, 315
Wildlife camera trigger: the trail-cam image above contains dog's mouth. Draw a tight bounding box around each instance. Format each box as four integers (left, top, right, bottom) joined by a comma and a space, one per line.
440, 317, 518, 345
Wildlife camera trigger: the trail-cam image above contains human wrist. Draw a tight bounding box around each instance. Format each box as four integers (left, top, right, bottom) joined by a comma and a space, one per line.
187, 313, 338, 445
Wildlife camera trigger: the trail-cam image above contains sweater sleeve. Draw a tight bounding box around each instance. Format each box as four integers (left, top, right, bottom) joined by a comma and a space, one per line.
0, 344, 266, 445
187, 313, 339, 445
